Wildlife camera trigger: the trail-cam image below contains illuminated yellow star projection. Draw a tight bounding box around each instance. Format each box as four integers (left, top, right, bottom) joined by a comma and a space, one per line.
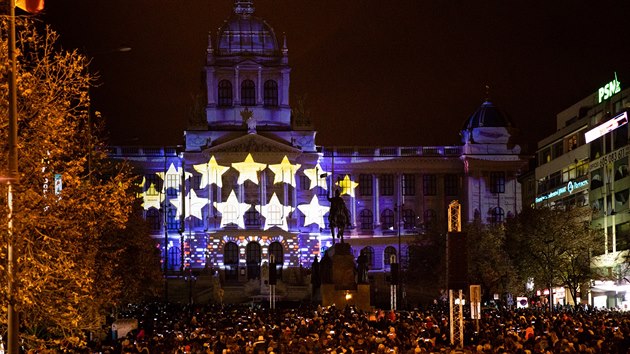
303, 163, 328, 190
232, 153, 267, 185
214, 190, 251, 228
142, 183, 164, 210
297, 195, 329, 228
193, 156, 229, 188
255, 193, 293, 231
268, 156, 301, 186
336, 174, 359, 197
169, 189, 207, 220
156, 163, 193, 187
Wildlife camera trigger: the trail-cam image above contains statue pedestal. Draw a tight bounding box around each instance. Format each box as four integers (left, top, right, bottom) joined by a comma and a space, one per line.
320, 243, 371, 311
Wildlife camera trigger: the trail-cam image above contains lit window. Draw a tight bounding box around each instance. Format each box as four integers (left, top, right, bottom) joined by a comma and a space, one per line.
360, 209, 373, 230
166, 174, 179, 196
245, 208, 261, 227
264, 80, 278, 107
384, 246, 397, 267
381, 209, 394, 229
491, 207, 504, 223
381, 174, 394, 196
402, 174, 415, 196
360, 174, 373, 196
146, 208, 160, 231
218, 80, 233, 107
241, 80, 256, 106
490, 172, 505, 194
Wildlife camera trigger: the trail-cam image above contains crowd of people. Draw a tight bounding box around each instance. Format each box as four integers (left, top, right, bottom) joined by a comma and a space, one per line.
71, 301, 630, 354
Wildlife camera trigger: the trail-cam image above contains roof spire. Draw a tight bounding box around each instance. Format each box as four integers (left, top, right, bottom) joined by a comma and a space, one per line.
484, 84, 491, 102
234, 0, 255, 16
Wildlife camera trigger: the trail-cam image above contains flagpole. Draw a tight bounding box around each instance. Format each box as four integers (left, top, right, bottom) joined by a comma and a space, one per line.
7, 0, 20, 352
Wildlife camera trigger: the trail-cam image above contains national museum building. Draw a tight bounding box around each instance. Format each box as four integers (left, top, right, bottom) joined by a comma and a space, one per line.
109, 1, 530, 301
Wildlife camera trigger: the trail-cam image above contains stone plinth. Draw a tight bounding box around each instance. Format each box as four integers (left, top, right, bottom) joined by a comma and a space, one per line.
320, 243, 370, 311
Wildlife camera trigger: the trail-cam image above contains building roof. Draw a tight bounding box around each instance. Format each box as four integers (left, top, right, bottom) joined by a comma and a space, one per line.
463, 101, 513, 130
217, 0, 280, 57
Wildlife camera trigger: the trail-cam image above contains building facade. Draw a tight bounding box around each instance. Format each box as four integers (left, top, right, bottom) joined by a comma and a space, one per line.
533, 75, 630, 308
110, 0, 529, 301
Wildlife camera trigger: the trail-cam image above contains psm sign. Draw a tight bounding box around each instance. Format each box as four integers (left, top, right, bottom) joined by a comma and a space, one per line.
598, 74, 621, 103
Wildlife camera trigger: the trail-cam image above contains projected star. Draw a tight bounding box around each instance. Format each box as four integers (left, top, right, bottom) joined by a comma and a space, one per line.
303, 163, 328, 190
268, 156, 301, 186
297, 195, 329, 228
142, 183, 164, 210
193, 156, 230, 188
156, 163, 193, 186
256, 193, 293, 231
170, 189, 206, 220
214, 190, 251, 228
336, 174, 359, 197
232, 153, 267, 185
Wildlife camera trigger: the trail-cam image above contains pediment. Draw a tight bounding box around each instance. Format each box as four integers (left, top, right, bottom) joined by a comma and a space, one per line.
207, 133, 302, 154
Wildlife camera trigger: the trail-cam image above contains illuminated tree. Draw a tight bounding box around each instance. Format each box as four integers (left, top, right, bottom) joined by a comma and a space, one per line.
505, 206, 600, 308
0, 18, 144, 346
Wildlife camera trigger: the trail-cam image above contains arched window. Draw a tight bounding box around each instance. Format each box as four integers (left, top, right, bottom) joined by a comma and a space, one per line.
381, 209, 394, 230
384, 246, 397, 268
167, 208, 179, 230
269, 241, 284, 278
266, 204, 283, 226
246, 242, 262, 279
360, 209, 373, 230
146, 208, 160, 231
218, 80, 233, 107
224, 242, 239, 282
361, 246, 375, 268
403, 209, 415, 230
491, 207, 504, 223
264, 80, 278, 107
245, 208, 260, 228
241, 80, 256, 106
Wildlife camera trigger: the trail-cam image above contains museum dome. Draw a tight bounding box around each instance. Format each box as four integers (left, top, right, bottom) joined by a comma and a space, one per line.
217, 0, 280, 56
463, 100, 513, 130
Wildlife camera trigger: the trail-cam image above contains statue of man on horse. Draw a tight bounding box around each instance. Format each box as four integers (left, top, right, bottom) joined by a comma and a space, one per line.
328, 189, 351, 243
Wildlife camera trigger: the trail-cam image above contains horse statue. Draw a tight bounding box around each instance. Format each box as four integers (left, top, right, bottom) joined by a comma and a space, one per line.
328, 189, 351, 244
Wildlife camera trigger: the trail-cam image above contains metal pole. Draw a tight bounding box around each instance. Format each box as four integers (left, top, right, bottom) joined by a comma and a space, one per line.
163, 150, 169, 301
7, 1, 20, 352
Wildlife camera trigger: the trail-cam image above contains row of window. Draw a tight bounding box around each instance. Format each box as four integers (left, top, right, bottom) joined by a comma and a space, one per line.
146, 172, 466, 198
145, 207, 436, 231
218, 79, 278, 107
223, 241, 283, 280
297, 174, 460, 197
538, 130, 586, 166
223, 242, 397, 272
537, 160, 588, 194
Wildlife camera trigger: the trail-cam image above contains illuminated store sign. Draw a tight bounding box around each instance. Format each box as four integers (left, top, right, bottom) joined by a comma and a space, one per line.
598, 74, 621, 103
535, 179, 589, 204
585, 111, 628, 144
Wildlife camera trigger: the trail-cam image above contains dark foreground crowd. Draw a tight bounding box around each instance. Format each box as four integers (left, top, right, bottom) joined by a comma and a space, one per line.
56, 302, 630, 353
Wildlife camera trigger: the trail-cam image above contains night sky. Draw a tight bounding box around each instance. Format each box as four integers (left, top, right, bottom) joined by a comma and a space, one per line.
41, 0, 630, 151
